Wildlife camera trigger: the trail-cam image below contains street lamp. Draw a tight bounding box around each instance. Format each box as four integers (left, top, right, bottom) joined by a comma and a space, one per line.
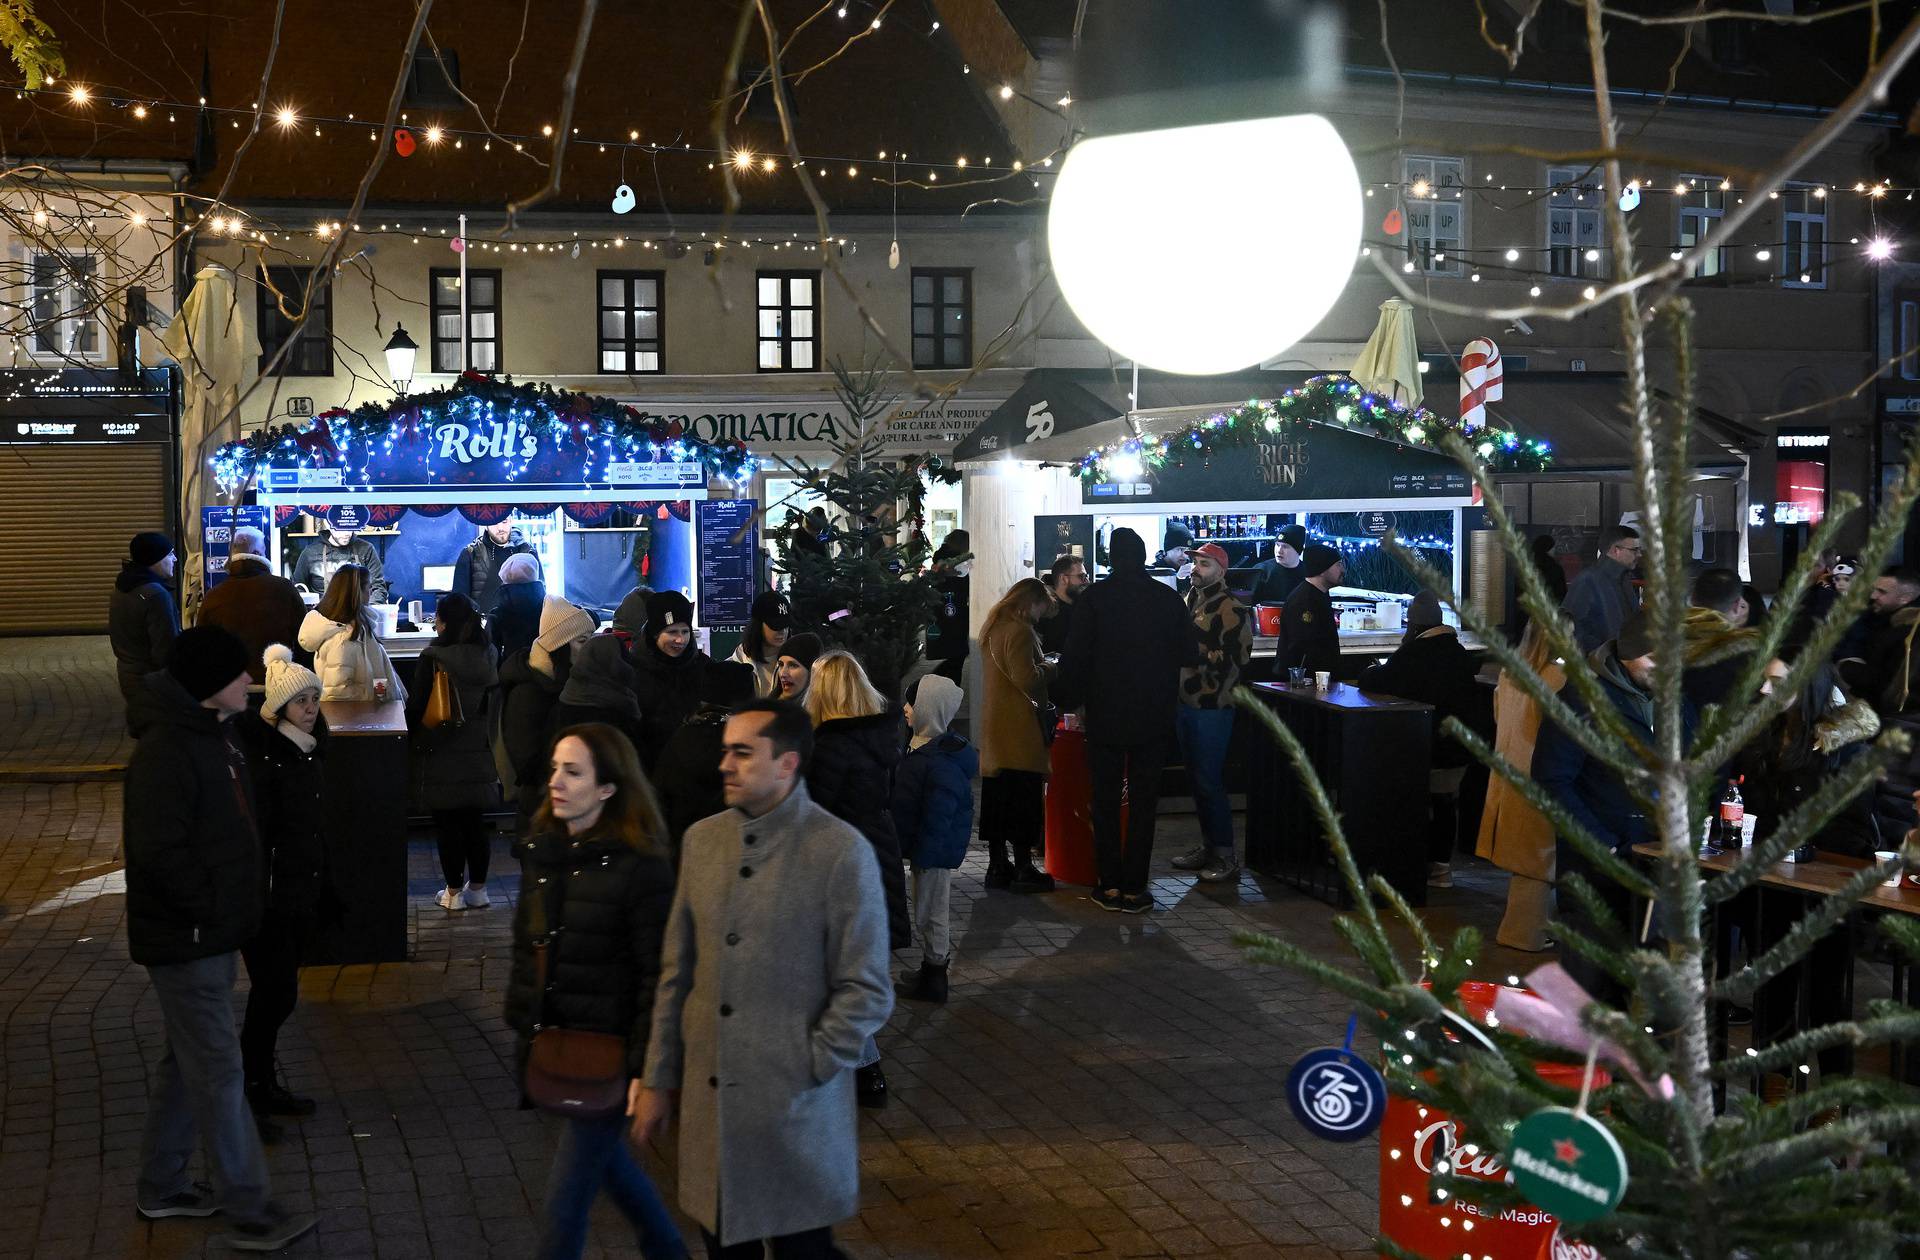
384, 323, 418, 395
1046, 0, 1361, 376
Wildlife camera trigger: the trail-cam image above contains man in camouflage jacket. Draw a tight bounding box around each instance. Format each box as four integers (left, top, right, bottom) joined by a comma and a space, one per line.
1172, 543, 1252, 882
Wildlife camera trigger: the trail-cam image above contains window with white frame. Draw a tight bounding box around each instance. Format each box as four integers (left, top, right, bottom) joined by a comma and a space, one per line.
1403, 156, 1465, 275
1781, 183, 1827, 288
1901, 300, 1920, 382
28, 250, 102, 358
1677, 176, 1726, 278
1546, 166, 1604, 278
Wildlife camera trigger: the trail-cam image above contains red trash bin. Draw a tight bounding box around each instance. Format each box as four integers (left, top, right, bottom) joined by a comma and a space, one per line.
1043, 724, 1108, 887
1378, 982, 1609, 1260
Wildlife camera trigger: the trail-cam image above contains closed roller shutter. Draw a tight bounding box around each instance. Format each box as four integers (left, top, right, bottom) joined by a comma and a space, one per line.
0, 444, 171, 633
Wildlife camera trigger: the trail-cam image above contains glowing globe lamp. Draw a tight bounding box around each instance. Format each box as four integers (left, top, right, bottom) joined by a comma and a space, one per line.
1048, 113, 1360, 375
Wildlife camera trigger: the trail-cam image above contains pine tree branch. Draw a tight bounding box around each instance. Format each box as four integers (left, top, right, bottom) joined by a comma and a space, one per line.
1712, 1008, 1920, 1079
1709, 1105, 1920, 1184
1714, 854, 1911, 1004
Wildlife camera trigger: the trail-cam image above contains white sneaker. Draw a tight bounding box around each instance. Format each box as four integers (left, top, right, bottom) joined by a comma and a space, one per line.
461, 884, 491, 908
435, 887, 465, 910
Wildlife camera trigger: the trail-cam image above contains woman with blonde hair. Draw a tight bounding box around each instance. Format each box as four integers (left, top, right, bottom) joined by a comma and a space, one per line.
503, 723, 685, 1260
1474, 621, 1565, 951
978, 578, 1057, 892
803, 649, 908, 1108
297, 564, 408, 703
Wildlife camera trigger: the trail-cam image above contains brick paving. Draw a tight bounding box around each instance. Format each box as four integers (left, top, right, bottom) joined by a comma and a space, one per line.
0, 636, 132, 777
0, 772, 1564, 1260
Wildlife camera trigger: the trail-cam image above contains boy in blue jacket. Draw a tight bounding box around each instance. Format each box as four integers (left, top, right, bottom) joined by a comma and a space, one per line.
891, 674, 977, 1003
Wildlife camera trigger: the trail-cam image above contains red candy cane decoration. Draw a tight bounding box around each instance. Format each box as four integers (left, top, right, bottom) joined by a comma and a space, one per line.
1460, 338, 1503, 432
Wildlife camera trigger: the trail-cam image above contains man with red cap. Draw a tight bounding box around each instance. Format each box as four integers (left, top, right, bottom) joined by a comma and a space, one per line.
1171, 544, 1252, 882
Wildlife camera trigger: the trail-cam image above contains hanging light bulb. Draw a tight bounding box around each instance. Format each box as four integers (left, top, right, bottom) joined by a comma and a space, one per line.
1047, 0, 1358, 375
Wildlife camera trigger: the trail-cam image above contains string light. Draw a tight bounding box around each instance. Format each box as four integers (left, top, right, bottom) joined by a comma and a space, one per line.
275, 106, 296, 127
68, 83, 89, 104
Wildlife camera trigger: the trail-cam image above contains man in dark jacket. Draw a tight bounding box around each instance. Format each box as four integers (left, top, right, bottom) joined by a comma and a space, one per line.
125, 626, 316, 1251
1278, 543, 1345, 675
1359, 593, 1494, 888
653, 662, 757, 855
1171, 544, 1252, 883
1250, 523, 1308, 607
1039, 552, 1089, 657
290, 525, 388, 601
630, 591, 713, 769
1680, 567, 1758, 713
109, 531, 179, 711
1532, 610, 1696, 1004
200, 526, 306, 683
1841, 567, 1920, 711
1060, 527, 1198, 913
453, 519, 535, 615
1561, 525, 1641, 653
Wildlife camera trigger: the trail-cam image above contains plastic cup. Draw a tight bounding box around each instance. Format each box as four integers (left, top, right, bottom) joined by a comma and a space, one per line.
372, 679, 389, 703
1876, 850, 1902, 887
1287, 666, 1310, 687
1314, 671, 1331, 691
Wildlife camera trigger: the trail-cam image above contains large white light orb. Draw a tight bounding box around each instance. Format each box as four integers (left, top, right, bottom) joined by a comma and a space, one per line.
1047, 113, 1362, 376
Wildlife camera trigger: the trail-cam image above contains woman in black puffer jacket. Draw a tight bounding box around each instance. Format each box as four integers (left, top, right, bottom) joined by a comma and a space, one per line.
503, 722, 685, 1260
409, 594, 500, 910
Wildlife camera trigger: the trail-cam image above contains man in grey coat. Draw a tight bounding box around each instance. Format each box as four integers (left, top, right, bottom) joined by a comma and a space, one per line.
635, 699, 892, 1259
1562, 524, 1642, 653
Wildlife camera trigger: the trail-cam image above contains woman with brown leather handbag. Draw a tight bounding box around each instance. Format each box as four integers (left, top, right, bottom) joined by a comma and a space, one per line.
504, 722, 687, 1260
406, 594, 499, 910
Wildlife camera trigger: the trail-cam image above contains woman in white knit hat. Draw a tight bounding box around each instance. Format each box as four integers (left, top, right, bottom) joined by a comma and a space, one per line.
235, 643, 329, 1140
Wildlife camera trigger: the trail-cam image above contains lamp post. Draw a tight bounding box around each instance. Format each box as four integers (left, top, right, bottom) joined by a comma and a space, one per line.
384, 324, 418, 397
1047, 0, 1361, 376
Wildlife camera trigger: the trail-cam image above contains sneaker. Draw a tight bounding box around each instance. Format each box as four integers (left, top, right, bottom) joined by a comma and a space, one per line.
1198, 856, 1240, 883
1118, 892, 1155, 915
224, 1207, 318, 1252
1009, 864, 1056, 894
1427, 862, 1454, 889
137, 1182, 220, 1220
983, 862, 1014, 890
461, 883, 491, 908
247, 1079, 317, 1118
1170, 845, 1209, 870
1089, 887, 1123, 912
435, 887, 465, 910
855, 1062, 888, 1109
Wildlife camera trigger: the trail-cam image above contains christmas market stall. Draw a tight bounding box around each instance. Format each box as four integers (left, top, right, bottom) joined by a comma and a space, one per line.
210, 372, 763, 963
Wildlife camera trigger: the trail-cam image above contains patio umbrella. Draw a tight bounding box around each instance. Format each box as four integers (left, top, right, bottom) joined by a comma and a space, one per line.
161, 264, 256, 622
1348, 297, 1423, 407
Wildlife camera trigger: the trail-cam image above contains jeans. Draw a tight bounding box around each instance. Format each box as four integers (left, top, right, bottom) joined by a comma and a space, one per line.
434, 807, 491, 888
1089, 740, 1169, 896
910, 864, 953, 965
138, 952, 273, 1225
702, 1226, 846, 1259
240, 913, 311, 1085
1175, 706, 1235, 858
980, 770, 1045, 869
538, 1113, 686, 1260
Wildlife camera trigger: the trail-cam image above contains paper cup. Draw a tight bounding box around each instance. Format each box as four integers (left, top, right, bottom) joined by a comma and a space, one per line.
1739, 815, 1758, 847
1314, 671, 1331, 691
1876, 851, 1902, 887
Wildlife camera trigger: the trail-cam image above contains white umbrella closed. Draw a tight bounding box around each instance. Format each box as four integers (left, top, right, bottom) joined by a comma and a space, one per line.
161, 264, 256, 622
1348, 297, 1423, 406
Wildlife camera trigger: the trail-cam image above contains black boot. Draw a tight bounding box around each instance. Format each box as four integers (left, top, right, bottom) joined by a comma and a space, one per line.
1010, 861, 1055, 893
247, 1078, 317, 1118
856, 1062, 889, 1109
896, 960, 950, 1004
984, 860, 1014, 889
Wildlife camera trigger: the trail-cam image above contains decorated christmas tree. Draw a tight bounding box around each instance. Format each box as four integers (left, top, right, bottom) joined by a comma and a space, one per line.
769, 359, 959, 700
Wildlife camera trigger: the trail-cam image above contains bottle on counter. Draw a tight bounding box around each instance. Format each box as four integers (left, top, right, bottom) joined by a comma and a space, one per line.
1712, 776, 1745, 849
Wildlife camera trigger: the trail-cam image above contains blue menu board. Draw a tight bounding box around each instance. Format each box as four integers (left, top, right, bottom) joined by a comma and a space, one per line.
201, 505, 272, 589
697, 499, 759, 629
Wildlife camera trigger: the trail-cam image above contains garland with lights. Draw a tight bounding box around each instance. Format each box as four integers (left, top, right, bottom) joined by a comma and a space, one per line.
211, 370, 761, 494
1072, 373, 1552, 485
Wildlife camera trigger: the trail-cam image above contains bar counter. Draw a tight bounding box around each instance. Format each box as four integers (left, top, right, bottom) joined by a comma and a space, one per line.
307, 699, 411, 964
1242, 680, 1433, 907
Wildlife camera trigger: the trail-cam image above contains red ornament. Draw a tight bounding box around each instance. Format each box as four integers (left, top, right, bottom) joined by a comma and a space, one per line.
460, 369, 489, 384
1382, 208, 1404, 235
656, 504, 671, 520
394, 127, 416, 157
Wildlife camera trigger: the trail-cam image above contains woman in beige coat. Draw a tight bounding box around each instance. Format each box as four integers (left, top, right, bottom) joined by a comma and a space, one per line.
1474, 622, 1565, 951
978, 578, 1057, 892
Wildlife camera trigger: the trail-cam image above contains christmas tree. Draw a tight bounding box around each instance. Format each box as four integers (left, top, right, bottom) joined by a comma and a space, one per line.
1230, 11, 1920, 1257
769, 359, 960, 700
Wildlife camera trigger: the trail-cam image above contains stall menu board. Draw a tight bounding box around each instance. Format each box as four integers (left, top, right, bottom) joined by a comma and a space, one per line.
201, 505, 272, 589
1083, 420, 1472, 507
697, 499, 759, 630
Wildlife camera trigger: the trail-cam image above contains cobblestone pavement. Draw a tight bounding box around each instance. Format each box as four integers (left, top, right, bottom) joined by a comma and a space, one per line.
0, 775, 1566, 1260
0, 636, 131, 777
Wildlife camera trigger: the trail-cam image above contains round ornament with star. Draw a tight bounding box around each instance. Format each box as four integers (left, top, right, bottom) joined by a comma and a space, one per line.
1506, 1107, 1627, 1224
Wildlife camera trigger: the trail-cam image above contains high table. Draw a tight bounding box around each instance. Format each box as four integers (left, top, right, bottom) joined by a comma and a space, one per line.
307, 700, 411, 965
1243, 680, 1433, 907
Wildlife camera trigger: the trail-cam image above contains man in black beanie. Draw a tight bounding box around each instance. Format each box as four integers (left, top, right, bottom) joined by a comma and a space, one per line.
1251, 522, 1309, 606
124, 626, 317, 1250
109, 531, 180, 719
1278, 543, 1346, 675
1059, 527, 1198, 913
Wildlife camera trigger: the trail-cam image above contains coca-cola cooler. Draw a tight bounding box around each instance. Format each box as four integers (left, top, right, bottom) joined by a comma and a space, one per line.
1378, 982, 1608, 1260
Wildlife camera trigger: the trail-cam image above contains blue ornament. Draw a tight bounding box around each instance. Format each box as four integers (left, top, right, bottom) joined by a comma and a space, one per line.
1286, 1018, 1386, 1142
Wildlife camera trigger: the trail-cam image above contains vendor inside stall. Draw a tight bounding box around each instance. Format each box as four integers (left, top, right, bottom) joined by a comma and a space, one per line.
291, 518, 389, 602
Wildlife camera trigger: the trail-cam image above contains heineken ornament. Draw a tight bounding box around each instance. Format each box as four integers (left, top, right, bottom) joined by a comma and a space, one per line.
1507, 1107, 1627, 1224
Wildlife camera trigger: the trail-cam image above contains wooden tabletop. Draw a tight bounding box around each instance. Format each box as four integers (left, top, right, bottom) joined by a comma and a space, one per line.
320, 699, 409, 737
1248, 679, 1433, 714
1631, 842, 1920, 916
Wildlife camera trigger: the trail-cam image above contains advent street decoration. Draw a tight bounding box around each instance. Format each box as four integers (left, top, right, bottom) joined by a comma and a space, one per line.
1073, 373, 1553, 487
1506, 1107, 1629, 1225
211, 372, 762, 497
